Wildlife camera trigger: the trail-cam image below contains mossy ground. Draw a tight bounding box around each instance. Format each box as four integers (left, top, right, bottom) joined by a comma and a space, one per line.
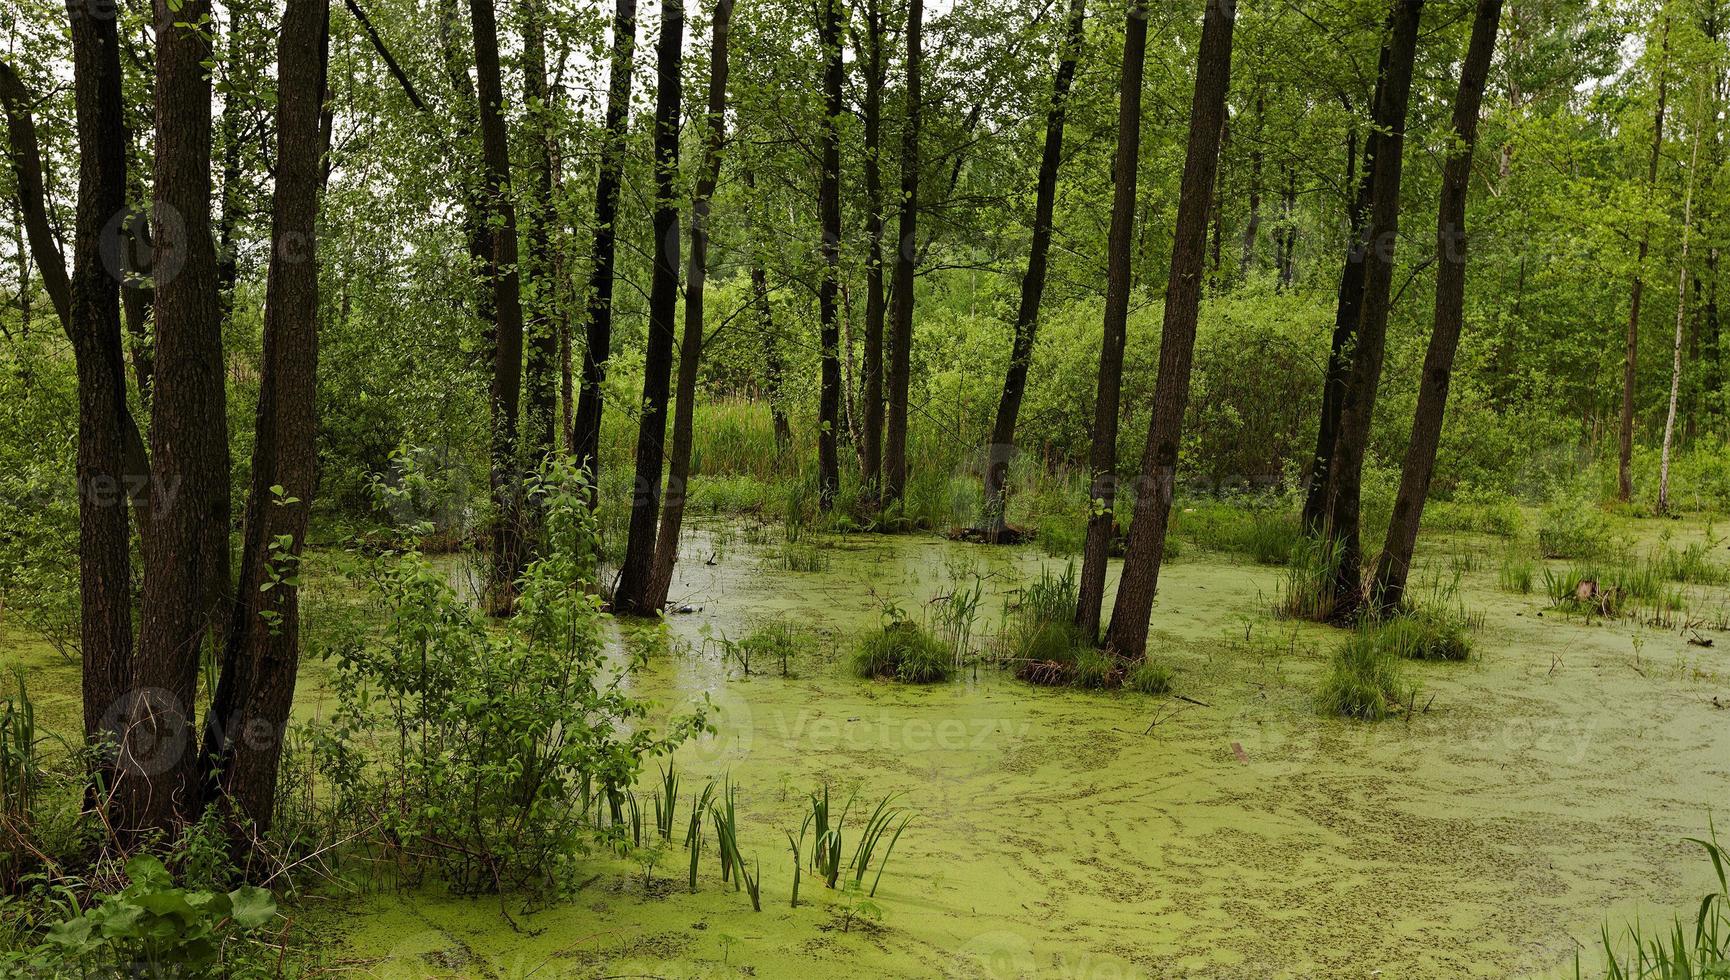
5, 512, 1729, 977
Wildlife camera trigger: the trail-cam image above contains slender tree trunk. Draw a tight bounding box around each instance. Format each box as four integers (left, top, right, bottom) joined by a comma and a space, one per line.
1302, 39, 1389, 532
1622, 18, 1670, 503
1369, 0, 1502, 614
1321, 0, 1423, 619
647, 0, 732, 611
471, 0, 528, 616
745, 171, 793, 450
881, 0, 922, 509
1239, 87, 1263, 275
1075, 0, 1149, 641
1277, 165, 1296, 289
215, 9, 243, 321
816, 0, 847, 510
1102, 0, 1236, 660
572, 0, 638, 491
859, 0, 886, 501
614, 0, 684, 614
982, 0, 1085, 542
1659, 104, 1703, 515
0, 60, 71, 327
437, 0, 497, 342
198, 0, 327, 831
521, 0, 559, 472
60, 1, 139, 786
124, 0, 231, 837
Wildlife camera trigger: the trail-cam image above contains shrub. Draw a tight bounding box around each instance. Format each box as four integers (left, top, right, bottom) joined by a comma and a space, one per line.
1421, 488, 1526, 538
1318, 627, 1416, 720
1537, 495, 1614, 559
5, 855, 278, 978
852, 621, 953, 684
317, 457, 706, 895
1173, 499, 1301, 565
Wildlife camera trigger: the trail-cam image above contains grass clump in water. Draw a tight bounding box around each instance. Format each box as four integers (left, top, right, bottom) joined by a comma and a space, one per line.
1318, 625, 1418, 720
1274, 536, 1341, 622
1124, 658, 1173, 694
851, 620, 952, 684
1497, 549, 1534, 593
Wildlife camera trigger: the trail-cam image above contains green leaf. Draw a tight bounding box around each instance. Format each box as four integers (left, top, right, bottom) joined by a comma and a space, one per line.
227, 886, 276, 929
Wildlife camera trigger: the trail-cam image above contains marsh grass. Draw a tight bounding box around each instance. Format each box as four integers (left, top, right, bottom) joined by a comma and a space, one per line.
1591, 827, 1730, 978
1274, 536, 1341, 623
1497, 549, 1534, 594
1173, 499, 1302, 565
851, 620, 953, 684
1318, 625, 1418, 721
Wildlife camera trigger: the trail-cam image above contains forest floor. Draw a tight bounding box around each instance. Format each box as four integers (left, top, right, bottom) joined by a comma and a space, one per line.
6, 512, 1730, 977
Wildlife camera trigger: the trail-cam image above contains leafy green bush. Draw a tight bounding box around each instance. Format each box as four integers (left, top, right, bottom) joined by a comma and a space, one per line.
1537, 495, 1615, 559
1173, 499, 1301, 564
1421, 488, 1526, 537
851, 621, 953, 684
5, 855, 277, 978
317, 458, 706, 894
1318, 627, 1417, 720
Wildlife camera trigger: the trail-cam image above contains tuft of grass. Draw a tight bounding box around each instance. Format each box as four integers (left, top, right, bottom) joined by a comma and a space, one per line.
1318, 626, 1417, 721
851, 621, 953, 684
1173, 500, 1301, 565
1124, 659, 1173, 694
1274, 535, 1341, 622
1497, 550, 1534, 593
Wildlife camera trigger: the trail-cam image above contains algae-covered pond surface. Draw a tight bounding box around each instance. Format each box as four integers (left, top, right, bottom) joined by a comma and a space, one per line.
9, 520, 1729, 978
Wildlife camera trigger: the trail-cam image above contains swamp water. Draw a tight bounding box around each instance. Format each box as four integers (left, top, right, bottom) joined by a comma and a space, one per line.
18, 520, 1730, 977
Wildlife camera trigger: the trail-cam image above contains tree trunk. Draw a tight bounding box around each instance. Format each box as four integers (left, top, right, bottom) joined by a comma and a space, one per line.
198, 0, 327, 832
1321, 0, 1423, 619
0, 59, 71, 328
647, 0, 733, 611
613, 0, 684, 614
1075, 0, 1149, 641
1659, 104, 1703, 515
436, 0, 497, 344
858, 0, 886, 501
124, 0, 232, 837
471, 0, 528, 616
1239, 87, 1263, 275
881, 0, 922, 509
982, 0, 1085, 542
745, 171, 793, 450
1101, 0, 1235, 660
572, 0, 639, 491
1622, 18, 1670, 503
59, 1, 140, 789
521, 0, 559, 473
816, 0, 847, 510
215, 9, 244, 322
1277, 165, 1296, 289
1302, 38, 1389, 533
1369, 0, 1501, 614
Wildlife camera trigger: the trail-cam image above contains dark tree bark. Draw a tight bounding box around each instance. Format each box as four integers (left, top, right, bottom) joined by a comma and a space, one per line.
1239, 86, 1263, 274
881, 0, 921, 509
123, 0, 232, 837
1321, 0, 1423, 618
647, 0, 733, 612
1302, 38, 1390, 533
1103, 0, 1236, 660
858, 0, 886, 500
613, 0, 684, 614
199, 0, 328, 832
1276, 165, 1296, 289
215, 8, 245, 321
436, 0, 497, 341
1369, 0, 1501, 614
1074, 0, 1149, 641
981, 0, 1085, 542
572, 0, 639, 492
520, 0, 559, 470
816, 0, 848, 510
471, 0, 528, 615
0, 59, 71, 328
745, 169, 793, 450
57, 2, 140, 783
1620, 18, 1669, 503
